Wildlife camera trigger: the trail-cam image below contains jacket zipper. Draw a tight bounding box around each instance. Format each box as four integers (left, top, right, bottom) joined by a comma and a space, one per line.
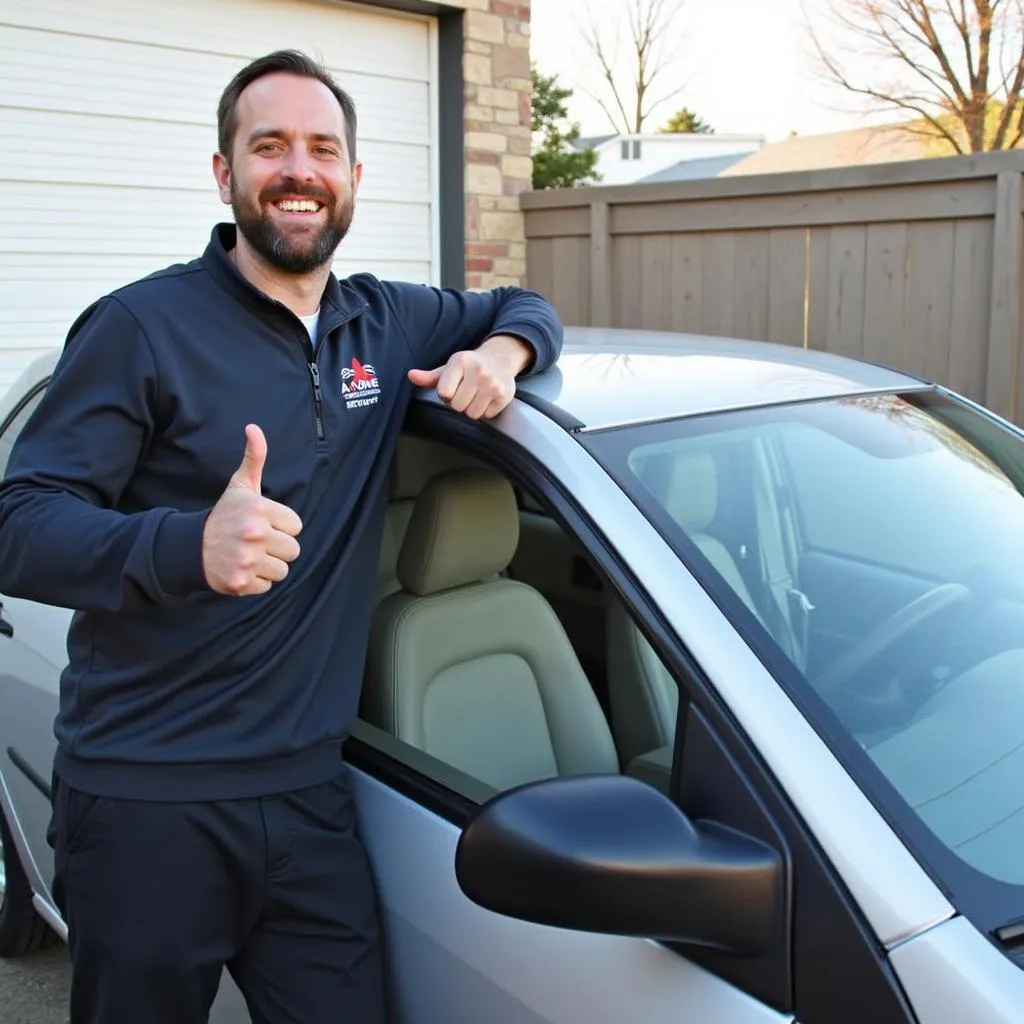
290, 302, 367, 445
308, 362, 325, 441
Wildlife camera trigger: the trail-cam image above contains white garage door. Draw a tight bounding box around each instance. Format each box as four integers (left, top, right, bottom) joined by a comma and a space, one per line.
0, 0, 439, 388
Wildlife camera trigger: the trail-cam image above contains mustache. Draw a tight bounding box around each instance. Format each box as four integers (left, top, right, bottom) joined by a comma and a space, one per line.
259, 182, 334, 206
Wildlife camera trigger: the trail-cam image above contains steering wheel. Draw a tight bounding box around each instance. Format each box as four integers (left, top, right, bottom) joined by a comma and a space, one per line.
815, 583, 972, 714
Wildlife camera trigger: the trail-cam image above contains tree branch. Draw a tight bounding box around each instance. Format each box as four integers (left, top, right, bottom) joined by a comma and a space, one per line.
809, 0, 1024, 151
577, 0, 690, 135
578, 9, 634, 135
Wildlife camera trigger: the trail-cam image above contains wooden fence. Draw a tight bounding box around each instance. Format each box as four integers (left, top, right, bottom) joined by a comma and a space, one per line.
521, 151, 1024, 426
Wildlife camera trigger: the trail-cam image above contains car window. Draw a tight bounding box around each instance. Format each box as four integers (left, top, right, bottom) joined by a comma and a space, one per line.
0, 386, 46, 478
779, 412, 1015, 580
586, 392, 1024, 904
358, 432, 682, 803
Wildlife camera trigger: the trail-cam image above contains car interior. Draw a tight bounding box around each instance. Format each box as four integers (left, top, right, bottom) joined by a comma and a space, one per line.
625, 412, 1024, 885
360, 431, 682, 798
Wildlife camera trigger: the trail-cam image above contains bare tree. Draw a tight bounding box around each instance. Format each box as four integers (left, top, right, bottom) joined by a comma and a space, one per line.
807, 0, 1024, 153
577, 0, 691, 135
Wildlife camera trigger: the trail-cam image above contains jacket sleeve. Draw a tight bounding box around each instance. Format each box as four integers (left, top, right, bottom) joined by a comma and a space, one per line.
379, 282, 564, 375
0, 298, 209, 613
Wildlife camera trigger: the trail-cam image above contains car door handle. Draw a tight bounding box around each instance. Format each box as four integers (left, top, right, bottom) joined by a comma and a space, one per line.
0, 602, 13, 638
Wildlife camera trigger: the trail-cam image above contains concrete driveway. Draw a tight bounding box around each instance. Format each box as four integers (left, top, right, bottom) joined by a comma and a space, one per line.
0, 944, 68, 1024
0, 946, 251, 1023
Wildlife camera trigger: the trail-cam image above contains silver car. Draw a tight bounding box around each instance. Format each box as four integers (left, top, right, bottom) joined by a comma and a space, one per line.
1, 327, 1024, 1023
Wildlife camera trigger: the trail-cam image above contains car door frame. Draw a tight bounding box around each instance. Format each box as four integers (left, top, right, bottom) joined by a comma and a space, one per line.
345, 397, 927, 1024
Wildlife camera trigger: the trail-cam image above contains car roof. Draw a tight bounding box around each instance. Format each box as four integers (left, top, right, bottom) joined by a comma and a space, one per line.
5, 328, 929, 435
516, 326, 929, 430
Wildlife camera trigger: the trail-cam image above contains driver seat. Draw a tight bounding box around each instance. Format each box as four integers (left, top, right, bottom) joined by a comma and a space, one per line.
363, 468, 620, 791
606, 452, 766, 765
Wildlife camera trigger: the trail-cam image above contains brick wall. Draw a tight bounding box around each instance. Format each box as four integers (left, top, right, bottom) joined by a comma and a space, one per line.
460, 1, 532, 288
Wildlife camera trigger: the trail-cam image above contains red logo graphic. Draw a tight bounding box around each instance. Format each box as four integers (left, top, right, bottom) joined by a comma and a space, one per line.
341, 357, 381, 408
342, 358, 377, 384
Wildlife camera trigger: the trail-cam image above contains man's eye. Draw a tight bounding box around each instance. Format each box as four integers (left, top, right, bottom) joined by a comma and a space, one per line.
314, 147, 338, 157
255, 143, 281, 154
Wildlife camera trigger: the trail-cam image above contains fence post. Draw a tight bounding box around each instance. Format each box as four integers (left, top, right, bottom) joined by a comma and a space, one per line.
985, 171, 1023, 421
590, 201, 611, 327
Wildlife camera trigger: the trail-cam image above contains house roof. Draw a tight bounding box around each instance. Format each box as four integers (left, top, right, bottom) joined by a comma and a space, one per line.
637, 153, 751, 182
572, 134, 616, 152
572, 131, 765, 153
720, 122, 933, 176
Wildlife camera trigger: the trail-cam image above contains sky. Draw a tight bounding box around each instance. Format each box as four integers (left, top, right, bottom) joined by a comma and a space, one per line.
529, 0, 894, 142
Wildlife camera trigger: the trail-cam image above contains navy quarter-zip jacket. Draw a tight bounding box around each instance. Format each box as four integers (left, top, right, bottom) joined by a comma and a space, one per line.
0, 224, 563, 800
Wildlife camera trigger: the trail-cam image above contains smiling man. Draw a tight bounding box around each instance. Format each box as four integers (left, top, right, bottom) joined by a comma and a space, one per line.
0, 50, 562, 1024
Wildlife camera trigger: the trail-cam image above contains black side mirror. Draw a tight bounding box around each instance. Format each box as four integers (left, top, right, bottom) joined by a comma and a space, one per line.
455, 773, 782, 957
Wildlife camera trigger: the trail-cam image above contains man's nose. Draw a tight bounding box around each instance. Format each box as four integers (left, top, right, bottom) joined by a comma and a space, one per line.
281, 147, 316, 182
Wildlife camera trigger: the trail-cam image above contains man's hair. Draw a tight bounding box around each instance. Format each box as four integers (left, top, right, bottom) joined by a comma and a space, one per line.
217, 49, 358, 163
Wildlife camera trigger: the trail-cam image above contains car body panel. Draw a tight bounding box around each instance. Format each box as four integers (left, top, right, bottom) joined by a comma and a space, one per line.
516, 328, 928, 429
351, 769, 793, 1024
890, 916, 1024, 1023
0, 351, 58, 425
0, 596, 70, 909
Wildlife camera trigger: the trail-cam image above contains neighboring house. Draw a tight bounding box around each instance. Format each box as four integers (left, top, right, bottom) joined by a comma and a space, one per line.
0, 0, 532, 389
575, 132, 764, 186
636, 153, 753, 183
721, 122, 940, 176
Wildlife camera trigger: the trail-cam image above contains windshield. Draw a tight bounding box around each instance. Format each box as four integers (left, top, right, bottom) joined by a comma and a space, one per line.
585, 390, 1024, 923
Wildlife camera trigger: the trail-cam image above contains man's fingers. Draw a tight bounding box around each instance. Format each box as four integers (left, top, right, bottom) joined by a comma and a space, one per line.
483, 395, 510, 419
464, 391, 493, 420
233, 424, 267, 493
266, 500, 303, 537
264, 529, 301, 564
254, 554, 291, 584
435, 360, 466, 403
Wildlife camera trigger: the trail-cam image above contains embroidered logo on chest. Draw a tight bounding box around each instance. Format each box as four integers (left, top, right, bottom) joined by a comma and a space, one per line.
341, 358, 381, 409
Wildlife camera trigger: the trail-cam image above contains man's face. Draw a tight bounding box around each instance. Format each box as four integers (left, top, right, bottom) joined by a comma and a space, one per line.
214, 72, 362, 274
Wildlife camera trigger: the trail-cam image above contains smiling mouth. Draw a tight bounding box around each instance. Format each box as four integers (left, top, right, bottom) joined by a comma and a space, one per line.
274, 199, 324, 214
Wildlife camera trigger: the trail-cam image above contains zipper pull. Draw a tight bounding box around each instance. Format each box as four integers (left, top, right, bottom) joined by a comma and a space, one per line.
309, 362, 325, 441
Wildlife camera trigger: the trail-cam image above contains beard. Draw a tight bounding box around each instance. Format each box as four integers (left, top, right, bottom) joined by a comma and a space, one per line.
231, 178, 354, 274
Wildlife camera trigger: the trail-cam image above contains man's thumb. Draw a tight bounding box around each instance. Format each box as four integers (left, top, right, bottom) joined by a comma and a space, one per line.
233, 424, 267, 492
407, 367, 443, 389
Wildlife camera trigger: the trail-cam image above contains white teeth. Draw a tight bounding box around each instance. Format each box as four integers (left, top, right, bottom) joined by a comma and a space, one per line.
277, 200, 320, 212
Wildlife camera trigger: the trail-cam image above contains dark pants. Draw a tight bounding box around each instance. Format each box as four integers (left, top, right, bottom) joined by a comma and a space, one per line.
49, 770, 386, 1024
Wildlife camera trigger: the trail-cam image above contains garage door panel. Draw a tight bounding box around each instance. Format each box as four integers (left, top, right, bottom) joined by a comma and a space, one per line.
331, 259, 432, 283
0, 25, 235, 129
2, 188, 432, 266
0, 250, 435, 332
1, 25, 432, 146
0, 308, 95, 328
331, 76, 432, 147
1, 110, 432, 200
1, 0, 432, 80
0, 254, 172, 283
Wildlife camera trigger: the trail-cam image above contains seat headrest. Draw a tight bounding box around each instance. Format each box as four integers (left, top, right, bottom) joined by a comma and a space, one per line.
654, 451, 717, 533
397, 469, 520, 597
388, 435, 485, 500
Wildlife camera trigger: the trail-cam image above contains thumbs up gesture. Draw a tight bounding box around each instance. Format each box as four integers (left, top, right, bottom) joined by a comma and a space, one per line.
202, 425, 303, 596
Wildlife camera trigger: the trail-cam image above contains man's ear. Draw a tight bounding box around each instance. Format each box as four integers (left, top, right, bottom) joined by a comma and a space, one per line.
213, 152, 232, 207
351, 162, 364, 199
